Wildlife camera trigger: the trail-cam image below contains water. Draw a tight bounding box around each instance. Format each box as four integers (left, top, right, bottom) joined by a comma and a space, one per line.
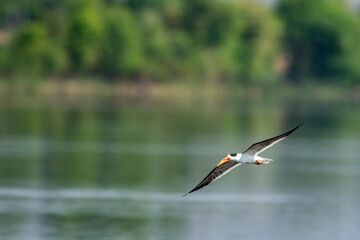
0, 95, 359, 240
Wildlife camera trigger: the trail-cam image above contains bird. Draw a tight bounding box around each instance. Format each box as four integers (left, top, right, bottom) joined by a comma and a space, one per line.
183, 123, 302, 196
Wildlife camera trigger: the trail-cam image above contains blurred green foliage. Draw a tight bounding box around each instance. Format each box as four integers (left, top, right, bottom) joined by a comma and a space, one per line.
279, 0, 360, 83
7, 22, 67, 76
98, 7, 143, 76
65, 0, 103, 72
0, 0, 359, 84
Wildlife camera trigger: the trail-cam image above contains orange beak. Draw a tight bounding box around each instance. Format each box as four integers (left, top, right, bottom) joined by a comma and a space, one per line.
217, 157, 230, 166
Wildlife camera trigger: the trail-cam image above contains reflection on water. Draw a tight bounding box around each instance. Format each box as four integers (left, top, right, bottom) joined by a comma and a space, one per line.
0, 96, 359, 240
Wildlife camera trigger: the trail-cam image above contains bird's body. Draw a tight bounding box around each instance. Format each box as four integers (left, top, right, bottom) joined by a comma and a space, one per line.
183, 124, 302, 196
218, 153, 262, 164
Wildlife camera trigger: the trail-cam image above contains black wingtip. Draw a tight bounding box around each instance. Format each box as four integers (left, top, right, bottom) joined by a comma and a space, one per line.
182, 190, 193, 197
290, 122, 303, 133
295, 122, 304, 130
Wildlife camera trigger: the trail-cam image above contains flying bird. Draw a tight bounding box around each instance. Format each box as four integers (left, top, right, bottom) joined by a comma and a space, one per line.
183, 123, 302, 196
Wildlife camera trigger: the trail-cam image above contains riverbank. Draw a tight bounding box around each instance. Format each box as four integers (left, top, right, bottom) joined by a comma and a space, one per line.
0, 78, 359, 108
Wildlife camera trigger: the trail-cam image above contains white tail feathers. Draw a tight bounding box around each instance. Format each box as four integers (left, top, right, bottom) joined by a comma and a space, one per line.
257, 157, 274, 164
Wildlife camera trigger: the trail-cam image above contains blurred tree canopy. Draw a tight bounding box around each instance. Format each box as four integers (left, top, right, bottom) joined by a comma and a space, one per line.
0, 0, 359, 85
278, 0, 360, 83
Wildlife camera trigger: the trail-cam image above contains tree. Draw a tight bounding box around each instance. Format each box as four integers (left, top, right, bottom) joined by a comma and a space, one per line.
6, 22, 67, 76
65, 0, 103, 72
228, 2, 282, 82
182, 1, 282, 82
278, 0, 360, 82
97, 7, 143, 76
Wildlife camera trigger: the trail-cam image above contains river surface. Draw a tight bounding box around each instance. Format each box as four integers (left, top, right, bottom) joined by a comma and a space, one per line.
0, 95, 359, 240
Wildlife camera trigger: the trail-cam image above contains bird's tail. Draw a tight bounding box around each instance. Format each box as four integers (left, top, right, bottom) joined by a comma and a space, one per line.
257, 157, 273, 164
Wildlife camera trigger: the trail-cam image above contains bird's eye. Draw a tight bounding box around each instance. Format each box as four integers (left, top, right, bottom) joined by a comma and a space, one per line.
230, 153, 237, 157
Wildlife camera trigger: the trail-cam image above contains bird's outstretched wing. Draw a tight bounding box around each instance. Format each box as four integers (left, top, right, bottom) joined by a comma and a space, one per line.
183, 160, 241, 196
242, 123, 302, 156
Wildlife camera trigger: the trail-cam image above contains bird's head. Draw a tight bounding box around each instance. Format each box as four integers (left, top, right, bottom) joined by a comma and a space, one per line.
217, 153, 240, 166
